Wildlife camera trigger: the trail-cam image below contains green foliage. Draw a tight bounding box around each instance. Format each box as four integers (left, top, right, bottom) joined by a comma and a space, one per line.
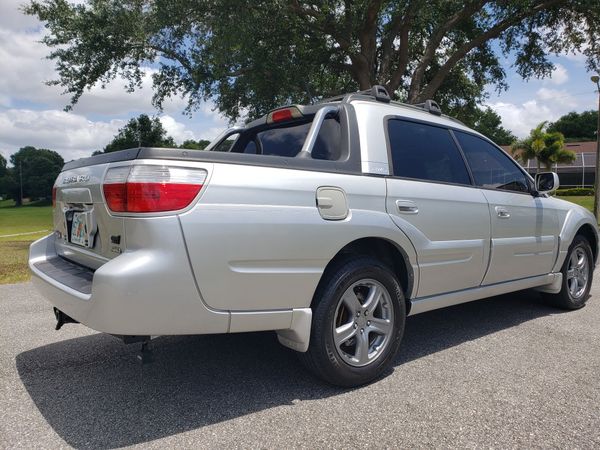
26, 0, 600, 122
0, 154, 6, 177
103, 114, 176, 153
5, 147, 64, 205
461, 107, 516, 145
180, 139, 211, 150
511, 122, 575, 170
556, 188, 594, 196
548, 110, 598, 141
0, 154, 9, 198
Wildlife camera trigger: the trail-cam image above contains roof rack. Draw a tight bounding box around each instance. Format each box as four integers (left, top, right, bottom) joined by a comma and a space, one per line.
318, 85, 445, 117
414, 99, 442, 116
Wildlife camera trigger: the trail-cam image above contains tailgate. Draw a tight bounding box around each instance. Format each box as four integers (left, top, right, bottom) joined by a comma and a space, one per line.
53, 163, 125, 269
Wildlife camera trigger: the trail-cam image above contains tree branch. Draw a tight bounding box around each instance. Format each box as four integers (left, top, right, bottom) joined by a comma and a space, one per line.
407, 0, 489, 102
415, 0, 565, 102
357, 0, 383, 85
380, 0, 420, 93
288, 1, 352, 50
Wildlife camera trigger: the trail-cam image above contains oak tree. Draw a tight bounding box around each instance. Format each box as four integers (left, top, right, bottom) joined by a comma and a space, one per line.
27, 0, 600, 121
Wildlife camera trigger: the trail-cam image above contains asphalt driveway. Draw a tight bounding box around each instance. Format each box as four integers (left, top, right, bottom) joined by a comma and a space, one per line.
1, 280, 599, 449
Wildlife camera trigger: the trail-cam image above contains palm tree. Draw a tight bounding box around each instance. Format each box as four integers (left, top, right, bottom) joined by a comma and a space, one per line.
511, 122, 575, 170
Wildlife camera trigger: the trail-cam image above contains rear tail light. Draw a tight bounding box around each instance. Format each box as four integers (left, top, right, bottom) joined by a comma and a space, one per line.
103, 165, 207, 213
52, 185, 57, 207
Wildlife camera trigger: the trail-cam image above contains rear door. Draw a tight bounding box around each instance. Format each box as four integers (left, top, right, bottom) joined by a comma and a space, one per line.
453, 131, 559, 284
385, 119, 491, 298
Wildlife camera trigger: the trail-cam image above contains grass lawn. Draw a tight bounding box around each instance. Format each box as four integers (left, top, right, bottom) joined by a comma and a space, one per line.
555, 195, 594, 214
0, 200, 53, 284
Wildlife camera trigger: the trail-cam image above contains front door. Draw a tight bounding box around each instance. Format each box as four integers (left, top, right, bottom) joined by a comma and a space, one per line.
453, 131, 559, 285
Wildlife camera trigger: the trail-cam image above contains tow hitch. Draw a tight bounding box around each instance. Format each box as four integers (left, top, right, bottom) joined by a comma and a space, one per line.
120, 335, 154, 364
53, 307, 79, 330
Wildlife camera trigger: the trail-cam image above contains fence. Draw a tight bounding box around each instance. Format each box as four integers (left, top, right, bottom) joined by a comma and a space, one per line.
521, 152, 596, 188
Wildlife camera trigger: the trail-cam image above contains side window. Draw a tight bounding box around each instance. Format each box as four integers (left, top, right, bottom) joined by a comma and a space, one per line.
258, 122, 312, 157
311, 117, 342, 160
242, 140, 257, 154
256, 118, 341, 160
387, 120, 471, 185
212, 137, 237, 152
455, 131, 530, 193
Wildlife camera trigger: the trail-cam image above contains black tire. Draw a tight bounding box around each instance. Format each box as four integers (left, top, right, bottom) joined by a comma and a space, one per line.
543, 235, 594, 310
298, 256, 405, 387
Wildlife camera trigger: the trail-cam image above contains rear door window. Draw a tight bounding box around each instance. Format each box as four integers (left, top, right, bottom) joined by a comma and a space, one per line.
387, 119, 471, 185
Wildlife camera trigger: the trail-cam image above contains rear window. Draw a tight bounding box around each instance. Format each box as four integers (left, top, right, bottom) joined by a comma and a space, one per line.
387, 119, 471, 185
220, 117, 341, 160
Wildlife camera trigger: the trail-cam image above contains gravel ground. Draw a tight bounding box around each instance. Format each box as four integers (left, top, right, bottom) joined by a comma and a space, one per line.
1, 280, 599, 449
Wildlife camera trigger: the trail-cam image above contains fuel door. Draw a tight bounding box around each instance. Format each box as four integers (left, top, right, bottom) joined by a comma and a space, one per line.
316, 187, 348, 220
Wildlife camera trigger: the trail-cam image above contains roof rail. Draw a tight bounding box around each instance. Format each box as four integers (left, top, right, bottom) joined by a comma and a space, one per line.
355, 85, 391, 103
318, 85, 391, 104
318, 85, 447, 118
414, 99, 442, 116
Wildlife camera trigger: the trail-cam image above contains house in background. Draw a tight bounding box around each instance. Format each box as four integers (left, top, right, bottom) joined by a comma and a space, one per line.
501, 141, 597, 188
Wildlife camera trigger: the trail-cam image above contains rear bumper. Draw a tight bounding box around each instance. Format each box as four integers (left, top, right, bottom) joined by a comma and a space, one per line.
29, 232, 230, 335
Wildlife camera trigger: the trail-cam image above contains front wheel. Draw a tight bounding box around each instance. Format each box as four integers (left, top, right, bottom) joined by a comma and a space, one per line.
298, 256, 405, 387
543, 235, 594, 310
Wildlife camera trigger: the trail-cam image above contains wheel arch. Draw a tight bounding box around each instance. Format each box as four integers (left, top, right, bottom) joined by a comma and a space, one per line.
312, 237, 415, 313
576, 223, 598, 264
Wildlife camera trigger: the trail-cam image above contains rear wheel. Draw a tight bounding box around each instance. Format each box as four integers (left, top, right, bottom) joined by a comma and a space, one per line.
298, 256, 405, 387
543, 235, 593, 310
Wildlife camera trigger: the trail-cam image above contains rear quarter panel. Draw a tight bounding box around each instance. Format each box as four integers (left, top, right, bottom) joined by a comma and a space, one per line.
178, 163, 418, 311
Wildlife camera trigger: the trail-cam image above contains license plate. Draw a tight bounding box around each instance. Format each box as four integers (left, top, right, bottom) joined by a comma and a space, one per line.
70, 212, 89, 247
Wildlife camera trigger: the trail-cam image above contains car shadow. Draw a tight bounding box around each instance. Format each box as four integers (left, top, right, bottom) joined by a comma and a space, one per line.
16, 290, 557, 449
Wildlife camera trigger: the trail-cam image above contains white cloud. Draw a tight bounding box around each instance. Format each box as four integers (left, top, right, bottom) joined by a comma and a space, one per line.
159, 115, 196, 143
0, 26, 190, 115
487, 87, 594, 138
0, 0, 40, 32
535, 87, 578, 108
487, 100, 552, 137
0, 28, 61, 107
0, 1, 229, 162
0, 109, 126, 161
70, 68, 190, 116
548, 64, 568, 85
0, 108, 228, 163
562, 45, 588, 66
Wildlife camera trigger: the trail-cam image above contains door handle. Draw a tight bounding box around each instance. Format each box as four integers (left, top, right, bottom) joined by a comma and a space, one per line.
396, 200, 418, 214
495, 206, 510, 218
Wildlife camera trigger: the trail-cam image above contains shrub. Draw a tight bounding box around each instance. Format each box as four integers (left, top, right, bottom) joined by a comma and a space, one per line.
555, 188, 594, 196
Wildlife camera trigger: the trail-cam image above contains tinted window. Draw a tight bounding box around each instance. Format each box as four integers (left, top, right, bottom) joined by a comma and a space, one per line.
258, 122, 311, 157
213, 137, 237, 152
387, 120, 471, 185
238, 118, 341, 159
455, 131, 530, 193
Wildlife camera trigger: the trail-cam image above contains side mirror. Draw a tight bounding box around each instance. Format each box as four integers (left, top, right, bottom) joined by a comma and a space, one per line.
535, 172, 560, 195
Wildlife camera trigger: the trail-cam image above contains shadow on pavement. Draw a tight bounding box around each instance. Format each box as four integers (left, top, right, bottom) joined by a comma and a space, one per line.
16, 290, 557, 449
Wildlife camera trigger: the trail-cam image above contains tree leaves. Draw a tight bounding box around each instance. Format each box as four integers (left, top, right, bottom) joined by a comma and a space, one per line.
26, 0, 600, 121
511, 122, 575, 170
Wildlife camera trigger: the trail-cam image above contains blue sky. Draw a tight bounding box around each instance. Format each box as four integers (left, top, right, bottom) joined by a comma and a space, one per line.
0, 0, 597, 163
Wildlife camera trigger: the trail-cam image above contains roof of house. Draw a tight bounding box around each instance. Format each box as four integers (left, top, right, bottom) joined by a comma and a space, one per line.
500, 141, 597, 154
